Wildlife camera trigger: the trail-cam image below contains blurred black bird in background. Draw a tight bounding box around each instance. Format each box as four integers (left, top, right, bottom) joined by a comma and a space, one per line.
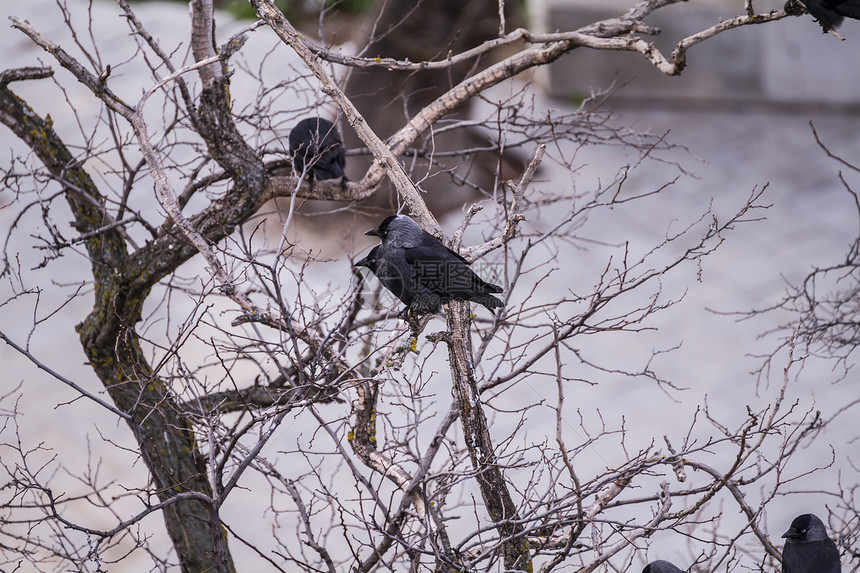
784, 0, 860, 32
643, 560, 684, 573
781, 513, 841, 573
357, 214, 504, 314
288, 117, 346, 181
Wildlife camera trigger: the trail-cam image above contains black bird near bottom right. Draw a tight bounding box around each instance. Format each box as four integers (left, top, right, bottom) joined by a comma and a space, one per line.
781, 513, 841, 573
643, 560, 684, 573
784, 0, 860, 33
643, 513, 840, 573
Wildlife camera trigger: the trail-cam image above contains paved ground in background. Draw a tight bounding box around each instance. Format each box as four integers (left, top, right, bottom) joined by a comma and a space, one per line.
2, 0, 859, 570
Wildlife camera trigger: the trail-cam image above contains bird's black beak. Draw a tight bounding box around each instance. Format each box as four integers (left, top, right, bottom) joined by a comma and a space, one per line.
354, 255, 370, 268
781, 528, 796, 539
365, 226, 382, 238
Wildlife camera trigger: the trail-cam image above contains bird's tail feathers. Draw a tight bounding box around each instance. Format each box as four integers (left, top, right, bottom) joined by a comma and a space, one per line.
476, 295, 504, 311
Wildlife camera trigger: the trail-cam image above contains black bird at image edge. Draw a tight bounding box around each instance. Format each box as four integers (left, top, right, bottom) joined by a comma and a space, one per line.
356, 214, 504, 314
784, 0, 860, 32
643, 560, 684, 573
781, 513, 841, 573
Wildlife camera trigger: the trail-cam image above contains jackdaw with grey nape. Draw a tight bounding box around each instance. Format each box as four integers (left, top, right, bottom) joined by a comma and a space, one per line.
781, 513, 841, 573
357, 214, 503, 314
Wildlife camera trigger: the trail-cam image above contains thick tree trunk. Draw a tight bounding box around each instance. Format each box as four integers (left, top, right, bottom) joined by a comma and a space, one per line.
0, 85, 236, 573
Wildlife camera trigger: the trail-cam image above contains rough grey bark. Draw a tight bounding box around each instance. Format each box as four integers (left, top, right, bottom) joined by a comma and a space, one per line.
0, 77, 236, 573
446, 300, 531, 571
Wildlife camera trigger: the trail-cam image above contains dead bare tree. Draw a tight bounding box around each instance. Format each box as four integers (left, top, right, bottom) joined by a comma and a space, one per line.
1, 0, 857, 572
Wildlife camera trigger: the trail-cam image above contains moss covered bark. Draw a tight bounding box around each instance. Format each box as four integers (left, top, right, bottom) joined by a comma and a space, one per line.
0, 85, 236, 573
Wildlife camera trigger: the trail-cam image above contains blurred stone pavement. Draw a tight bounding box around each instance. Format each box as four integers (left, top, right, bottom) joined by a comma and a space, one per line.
2, 0, 859, 570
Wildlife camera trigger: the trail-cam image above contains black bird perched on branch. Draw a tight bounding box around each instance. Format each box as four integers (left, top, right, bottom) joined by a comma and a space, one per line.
781, 513, 841, 573
288, 117, 346, 181
357, 214, 504, 314
355, 245, 411, 308
784, 0, 860, 33
643, 560, 684, 573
